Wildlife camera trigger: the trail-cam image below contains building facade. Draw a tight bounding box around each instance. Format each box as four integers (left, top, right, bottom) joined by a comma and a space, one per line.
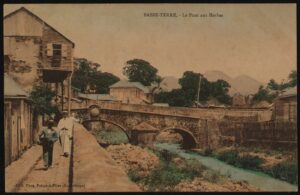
109, 80, 152, 104
4, 74, 34, 167
4, 7, 75, 113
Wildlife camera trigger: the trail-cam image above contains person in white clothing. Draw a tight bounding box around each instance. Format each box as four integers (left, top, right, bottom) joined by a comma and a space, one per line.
57, 111, 74, 157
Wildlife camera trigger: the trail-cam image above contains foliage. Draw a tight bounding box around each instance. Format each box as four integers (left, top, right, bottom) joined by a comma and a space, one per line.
123, 59, 160, 86
253, 70, 297, 104
154, 89, 188, 107
252, 85, 276, 103
287, 70, 297, 87
266, 160, 298, 184
179, 71, 210, 105
72, 58, 119, 93
128, 168, 143, 183
155, 71, 232, 107
91, 72, 120, 94
203, 169, 225, 183
93, 126, 129, 145
129, 148, 227, 191
217, 150, 264, 171
209, 79, 232, 104
29, 84, 57, 115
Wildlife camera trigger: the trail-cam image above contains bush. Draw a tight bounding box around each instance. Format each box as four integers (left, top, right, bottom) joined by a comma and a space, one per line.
203, 170, 225, 183
139, 149, 207, 191
128, 168, 143, 183
218, 150, 239, 165
236, 155, 265, 170
267, 161, 298, 184
94, 126, 129, 145
217, 150, 264, 171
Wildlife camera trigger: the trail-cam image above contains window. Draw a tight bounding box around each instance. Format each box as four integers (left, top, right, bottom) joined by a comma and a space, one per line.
46, 43, 68, 67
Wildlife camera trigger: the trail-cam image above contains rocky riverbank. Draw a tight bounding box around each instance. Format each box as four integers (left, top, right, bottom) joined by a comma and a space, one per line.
106, 143, 259, 192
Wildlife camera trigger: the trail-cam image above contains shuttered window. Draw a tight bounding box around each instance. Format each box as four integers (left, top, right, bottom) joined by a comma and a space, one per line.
46, 43, 68, 67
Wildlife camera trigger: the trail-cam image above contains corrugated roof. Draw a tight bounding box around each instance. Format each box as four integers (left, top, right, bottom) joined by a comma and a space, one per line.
133, 122, 159, 131
77, 93, 117, 101
278, 87, 297, 99
109, 80, 150, 93
4, 74, 28, 97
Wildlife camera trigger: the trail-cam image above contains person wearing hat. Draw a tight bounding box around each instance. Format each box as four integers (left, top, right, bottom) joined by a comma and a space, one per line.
39, 117, 59, 170
57, 111, 74, 157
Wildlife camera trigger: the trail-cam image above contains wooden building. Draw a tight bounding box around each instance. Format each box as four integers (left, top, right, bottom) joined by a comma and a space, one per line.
4, 7, 75, 113
4, 74, 34, 167
273, 87, 297, 122
109, 80, 152, 105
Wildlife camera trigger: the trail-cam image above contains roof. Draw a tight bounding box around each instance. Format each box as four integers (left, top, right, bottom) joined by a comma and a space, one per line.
4, 74, 28, 98
77, 93, 117, 101
278, 87, 297, 99
133, 122, 159, 131
4, 7, 75, 48
109, 80, 150, 93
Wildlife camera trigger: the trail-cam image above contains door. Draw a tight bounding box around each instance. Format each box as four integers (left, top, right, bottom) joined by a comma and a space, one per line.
4, 102, 12, 166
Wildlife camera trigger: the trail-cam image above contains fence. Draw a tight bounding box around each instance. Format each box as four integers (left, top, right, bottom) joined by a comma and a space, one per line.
219, 121, 297, 149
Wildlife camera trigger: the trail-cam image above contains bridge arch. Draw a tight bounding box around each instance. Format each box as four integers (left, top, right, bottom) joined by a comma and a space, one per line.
82, 119, 130, 141
157, 127, 198, 149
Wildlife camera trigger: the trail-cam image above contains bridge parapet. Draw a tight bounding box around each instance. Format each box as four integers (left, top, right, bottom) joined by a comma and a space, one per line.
72, 100, 272, 122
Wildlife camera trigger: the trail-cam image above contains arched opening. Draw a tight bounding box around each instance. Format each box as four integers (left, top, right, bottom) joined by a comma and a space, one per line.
155, 127, 197, 149
83, 118, 130, 147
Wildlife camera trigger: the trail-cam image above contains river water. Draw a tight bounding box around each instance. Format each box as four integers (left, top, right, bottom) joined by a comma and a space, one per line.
154, 143, 298, 192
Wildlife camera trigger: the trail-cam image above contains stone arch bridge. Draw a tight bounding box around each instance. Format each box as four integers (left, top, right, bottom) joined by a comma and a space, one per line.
72, 101, 272, 149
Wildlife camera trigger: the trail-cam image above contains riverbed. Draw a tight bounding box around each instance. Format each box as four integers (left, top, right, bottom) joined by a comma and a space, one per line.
154, 143, 298, 192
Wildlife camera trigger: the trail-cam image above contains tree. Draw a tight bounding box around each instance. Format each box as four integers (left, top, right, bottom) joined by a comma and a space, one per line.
154, 89, 188, 107
29, 84, 57, 115
252, 85, 276, 103
72, 58, 119, 93
209, 79, 232, 104
72, 58, 97, 92
179, 71, 210, 106
288, 70, 297, 87
92, 72, 120, 94
123, 59, 159, 86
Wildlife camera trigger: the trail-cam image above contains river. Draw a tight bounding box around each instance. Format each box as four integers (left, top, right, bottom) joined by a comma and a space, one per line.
154, 143, 298, 192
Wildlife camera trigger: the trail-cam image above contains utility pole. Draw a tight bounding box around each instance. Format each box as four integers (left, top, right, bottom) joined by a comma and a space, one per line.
196, 74, 202, 104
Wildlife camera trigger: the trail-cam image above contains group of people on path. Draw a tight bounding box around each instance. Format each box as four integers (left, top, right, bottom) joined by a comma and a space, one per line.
38, 111, 78, 170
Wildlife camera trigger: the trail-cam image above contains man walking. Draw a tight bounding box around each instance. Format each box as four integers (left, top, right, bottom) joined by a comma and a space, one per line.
39, 117, 59, 170
57, 111, 74, 157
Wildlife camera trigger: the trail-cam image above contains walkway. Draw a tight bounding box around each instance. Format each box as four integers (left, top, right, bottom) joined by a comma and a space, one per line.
5, 123, 140, 192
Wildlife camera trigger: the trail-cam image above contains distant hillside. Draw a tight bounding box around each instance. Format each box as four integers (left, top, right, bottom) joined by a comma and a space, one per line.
204, 70, 263, 95
160, 76, 181, 92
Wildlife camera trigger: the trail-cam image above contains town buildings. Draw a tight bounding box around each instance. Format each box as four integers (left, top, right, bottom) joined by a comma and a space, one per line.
109, 80, 153, 104
4, 7, 75, 165
4, 74, 34, 166
273, 87, 297, 122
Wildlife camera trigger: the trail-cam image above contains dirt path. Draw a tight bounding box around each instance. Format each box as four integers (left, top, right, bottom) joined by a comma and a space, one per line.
14, 142, 71, 192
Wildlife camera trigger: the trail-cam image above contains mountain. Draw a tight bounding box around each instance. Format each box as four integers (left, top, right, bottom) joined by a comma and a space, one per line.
159, 71, 263, 95
160, 76, 181, 92
204, 70, 263, 95
232, 74, 263, 95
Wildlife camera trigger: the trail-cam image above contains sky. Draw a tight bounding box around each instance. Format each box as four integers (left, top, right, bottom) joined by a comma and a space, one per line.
4, 4, 296, 83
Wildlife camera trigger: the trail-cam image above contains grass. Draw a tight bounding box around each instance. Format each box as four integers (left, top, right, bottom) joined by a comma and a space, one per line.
215, 149, 298, 185
265, 160, 298, 185
93, 126, 129, 145
128, 148, 226, 191
217, 150, 265, 171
